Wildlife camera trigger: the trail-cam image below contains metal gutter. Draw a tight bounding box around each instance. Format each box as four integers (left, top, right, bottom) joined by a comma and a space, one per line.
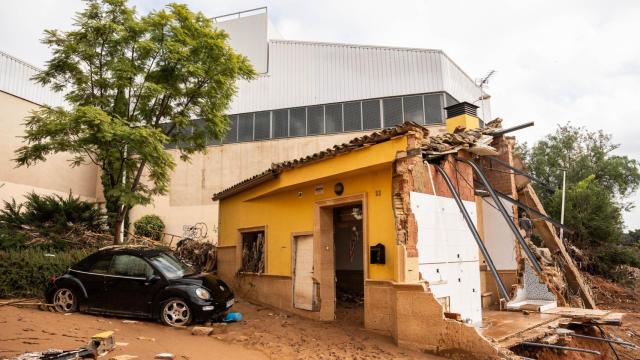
491, 121, 534, 137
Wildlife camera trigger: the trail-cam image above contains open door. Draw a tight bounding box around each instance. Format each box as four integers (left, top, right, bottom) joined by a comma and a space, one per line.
293, 234, 314, 310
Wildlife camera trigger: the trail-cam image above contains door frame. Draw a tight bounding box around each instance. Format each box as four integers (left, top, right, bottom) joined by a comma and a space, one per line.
313, 193, 368, 321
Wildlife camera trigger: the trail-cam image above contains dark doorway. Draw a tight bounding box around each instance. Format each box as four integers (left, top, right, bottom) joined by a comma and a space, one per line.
333, 204, 364, 319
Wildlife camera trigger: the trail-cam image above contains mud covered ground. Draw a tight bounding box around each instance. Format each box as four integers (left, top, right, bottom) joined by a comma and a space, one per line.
0, 301, 441, 360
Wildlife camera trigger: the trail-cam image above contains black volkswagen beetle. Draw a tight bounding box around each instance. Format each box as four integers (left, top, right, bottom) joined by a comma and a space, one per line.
45, 246, 234, 326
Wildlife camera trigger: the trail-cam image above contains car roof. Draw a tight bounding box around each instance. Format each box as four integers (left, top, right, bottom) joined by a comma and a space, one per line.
95, 245, 166, 257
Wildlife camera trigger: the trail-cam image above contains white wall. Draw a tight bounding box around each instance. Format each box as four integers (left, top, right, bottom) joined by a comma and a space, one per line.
214, 12, 269, 74
481, 197, 518, 270
410, 192, 482, 324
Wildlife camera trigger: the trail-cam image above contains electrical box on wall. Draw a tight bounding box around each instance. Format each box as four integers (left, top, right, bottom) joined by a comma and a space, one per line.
370, 243, 385, 264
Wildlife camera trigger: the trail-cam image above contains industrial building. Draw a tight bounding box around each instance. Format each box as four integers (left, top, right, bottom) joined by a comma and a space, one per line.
0, 8, 490, 238
3, 7, 622, 358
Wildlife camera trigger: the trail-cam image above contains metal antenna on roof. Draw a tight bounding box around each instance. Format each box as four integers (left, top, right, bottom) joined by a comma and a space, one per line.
475, 70, 496, 126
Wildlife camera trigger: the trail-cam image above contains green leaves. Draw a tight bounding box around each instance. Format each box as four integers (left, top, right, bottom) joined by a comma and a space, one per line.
17, 0, 255, 241
521, 123, 640, 248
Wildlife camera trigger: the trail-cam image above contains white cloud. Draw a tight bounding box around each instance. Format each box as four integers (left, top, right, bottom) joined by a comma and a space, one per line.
1, 0, 639, 228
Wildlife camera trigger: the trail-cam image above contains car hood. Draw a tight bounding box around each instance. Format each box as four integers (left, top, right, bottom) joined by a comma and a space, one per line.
170, 273, 232, 300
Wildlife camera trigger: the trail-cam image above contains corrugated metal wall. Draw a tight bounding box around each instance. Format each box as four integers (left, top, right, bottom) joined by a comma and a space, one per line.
228, 40, 488, 119
1, 41, 489, 120
0, 51, 65, 107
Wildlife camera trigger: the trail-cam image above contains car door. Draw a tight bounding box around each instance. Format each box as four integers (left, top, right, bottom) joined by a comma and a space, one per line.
69, 253, 112, 310
105, 254, 161, 316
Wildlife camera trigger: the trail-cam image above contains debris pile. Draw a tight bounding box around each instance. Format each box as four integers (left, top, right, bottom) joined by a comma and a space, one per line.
174, 238, 217, 273
422, 118, 503, 158
11, 224, 113, 250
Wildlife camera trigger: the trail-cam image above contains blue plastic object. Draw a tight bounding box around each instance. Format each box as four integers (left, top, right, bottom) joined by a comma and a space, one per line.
223, 312, 243, 322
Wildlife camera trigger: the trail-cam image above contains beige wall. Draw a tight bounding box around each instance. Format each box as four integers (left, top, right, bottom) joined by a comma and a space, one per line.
130, 124, 448, 241
0, 91, 99, 204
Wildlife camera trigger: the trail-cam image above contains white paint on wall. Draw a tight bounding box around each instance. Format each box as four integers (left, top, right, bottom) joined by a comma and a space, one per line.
410, 191, 482, 325
481, 197, 518, 270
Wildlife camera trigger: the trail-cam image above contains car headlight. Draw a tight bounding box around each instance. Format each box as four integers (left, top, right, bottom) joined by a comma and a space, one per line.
195, 287, 211, 300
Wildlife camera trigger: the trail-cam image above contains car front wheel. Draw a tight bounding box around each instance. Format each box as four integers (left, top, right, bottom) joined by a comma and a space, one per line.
53, 288, 78, 313
160, 298, 192, 327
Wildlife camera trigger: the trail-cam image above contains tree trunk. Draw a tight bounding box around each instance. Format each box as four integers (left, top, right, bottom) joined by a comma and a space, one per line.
113, 205, 128, 244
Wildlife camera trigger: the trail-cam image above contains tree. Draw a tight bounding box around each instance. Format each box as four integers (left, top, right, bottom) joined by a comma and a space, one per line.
14, 0, 255, 243
518, 123, 640, 248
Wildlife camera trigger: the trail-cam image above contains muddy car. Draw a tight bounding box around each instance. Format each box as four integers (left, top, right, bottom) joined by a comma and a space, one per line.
45, 246, 234, 326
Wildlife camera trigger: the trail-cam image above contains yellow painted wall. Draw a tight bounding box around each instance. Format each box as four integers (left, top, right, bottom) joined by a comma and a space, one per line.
445, 114, 480, 133
218, 137, 407, 281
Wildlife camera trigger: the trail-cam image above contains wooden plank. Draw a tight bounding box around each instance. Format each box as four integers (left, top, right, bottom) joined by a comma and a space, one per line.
543, 307, 610, 318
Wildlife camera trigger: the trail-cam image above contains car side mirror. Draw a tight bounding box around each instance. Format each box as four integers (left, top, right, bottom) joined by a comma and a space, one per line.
147, 274, 160, 282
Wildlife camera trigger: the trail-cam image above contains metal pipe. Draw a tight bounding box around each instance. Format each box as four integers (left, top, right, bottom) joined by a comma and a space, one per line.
491, 121, 535, 136
456, 157, 543, 273
490, 189, 574, 234
485, 155, 556, 192
568, 332, 636, 347
432, 163, 511, 301
560, 169, 567, 243
520, 342, 601, 355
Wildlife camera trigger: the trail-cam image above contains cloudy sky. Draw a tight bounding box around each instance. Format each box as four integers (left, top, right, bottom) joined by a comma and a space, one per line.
1, 0, 639, 228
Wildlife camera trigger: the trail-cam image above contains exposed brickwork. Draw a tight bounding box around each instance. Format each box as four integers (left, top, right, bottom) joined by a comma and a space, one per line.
478, 136, 516, 197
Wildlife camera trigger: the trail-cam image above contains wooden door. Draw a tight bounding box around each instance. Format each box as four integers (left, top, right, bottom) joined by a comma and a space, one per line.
293, 235, 314, 310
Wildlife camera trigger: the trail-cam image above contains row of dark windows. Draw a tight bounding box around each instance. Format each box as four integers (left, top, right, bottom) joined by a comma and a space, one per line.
165, 92, 459, 148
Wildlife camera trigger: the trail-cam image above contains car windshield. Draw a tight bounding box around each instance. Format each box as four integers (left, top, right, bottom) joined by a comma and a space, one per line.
148, 253, 196, 279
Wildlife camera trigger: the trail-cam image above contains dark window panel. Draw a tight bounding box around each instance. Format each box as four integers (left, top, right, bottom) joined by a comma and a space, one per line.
289, 107, 306, 137
383, 97, 403, 128
237, 113, 254, 142
254, 111, 271, 140
343, 102, 362, 132
445, 93, 459, 108
159, 122, 177, 149
403, 95, 424, 124
424, 94, 444, 124
325, 104, 342, 133
272, 109, 288, 138
362, 99, 381, 130
222, 115, 238, 144
307, 105, 324, 135
191, 118, 218, 147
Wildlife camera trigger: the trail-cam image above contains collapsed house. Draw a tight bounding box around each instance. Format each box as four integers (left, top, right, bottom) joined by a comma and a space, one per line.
212, 103, 624, 358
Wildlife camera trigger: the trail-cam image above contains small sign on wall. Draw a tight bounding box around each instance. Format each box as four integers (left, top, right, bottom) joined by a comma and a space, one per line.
314, 184, 324, 195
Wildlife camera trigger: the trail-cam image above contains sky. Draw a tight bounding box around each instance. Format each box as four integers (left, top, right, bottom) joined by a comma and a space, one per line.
1, 0, 639, 228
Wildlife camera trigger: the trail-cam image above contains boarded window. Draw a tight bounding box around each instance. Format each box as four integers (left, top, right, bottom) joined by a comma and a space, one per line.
362, 99, 381, 130
403, 95, 424, 124
272, 109, 288, 138
383, 97, 403, 128
240, 230, 265, 274
254, 111, 271, 140
307, 105, 324, 135
238, 113, 254, 142
343, 102, 362, 131
222, 115, 238, 144
289, 108, 306, 137
325, 104, 343, 133
424, 94, 444, 124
